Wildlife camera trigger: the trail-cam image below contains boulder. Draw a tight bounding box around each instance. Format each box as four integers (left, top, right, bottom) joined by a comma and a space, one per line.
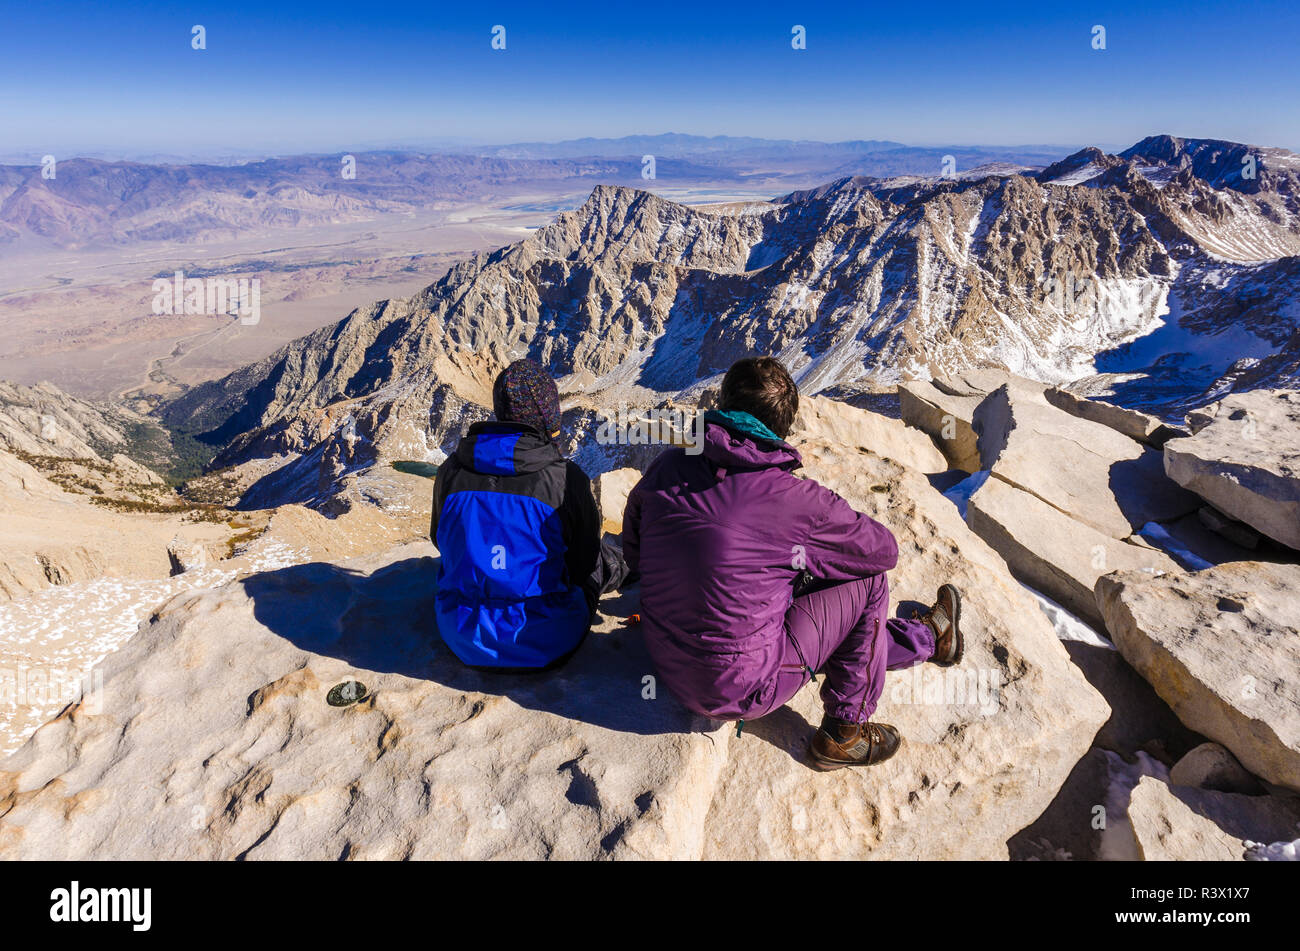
1169, 742, 1263, 796
896, 371, 1045, 474
1016, 748, 1179, 861
1096, 562, 1300, 792
0, 444, 1109, 860
935, 370, 1047, 401
0, 544, 724, 860
1009, 747, 1195, 862
1008, 748, 1113, 861
1164, 390, 1300, 551
967, 475, 1178, 627
1127, 775, 1300, 861
1044, 387, 1186, 448
1186, 402, 1220, 435
0, 499, 428, 759
975, 383, 1200, 538
897, 381, 982, 473
167, 535, 208, 575
594, 468, 642, 533
792, 395, 946, 474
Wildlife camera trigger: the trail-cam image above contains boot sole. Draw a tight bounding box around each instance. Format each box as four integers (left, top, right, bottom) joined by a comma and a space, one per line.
809, 754, 851, 771
931, 583, 964, 667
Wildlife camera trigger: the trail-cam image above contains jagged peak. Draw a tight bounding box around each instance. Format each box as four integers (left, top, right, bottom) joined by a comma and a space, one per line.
777, 176, 882, 204
577, 184, 681, 217
1117, 134, 1300, 190
1035, 147, 1120, 185
1119, 133, 1259, 164
523, 185, 688, 248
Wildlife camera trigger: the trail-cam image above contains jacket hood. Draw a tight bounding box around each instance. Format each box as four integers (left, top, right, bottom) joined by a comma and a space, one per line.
700, 412, 802, 473
456, 421, 563, 477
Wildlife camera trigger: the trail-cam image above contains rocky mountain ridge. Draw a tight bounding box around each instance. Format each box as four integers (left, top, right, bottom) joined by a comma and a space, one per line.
143, 135, 1300, 512
0, 152, 716, 250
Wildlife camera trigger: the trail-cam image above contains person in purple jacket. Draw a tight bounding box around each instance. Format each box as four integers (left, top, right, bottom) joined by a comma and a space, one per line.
622, 357, 965, 769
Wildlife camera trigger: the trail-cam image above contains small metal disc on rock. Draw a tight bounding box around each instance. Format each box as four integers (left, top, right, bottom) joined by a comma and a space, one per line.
327, 681, 369, 707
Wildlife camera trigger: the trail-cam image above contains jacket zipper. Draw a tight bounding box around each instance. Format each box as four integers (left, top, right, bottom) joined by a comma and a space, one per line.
784, 629, 818, 684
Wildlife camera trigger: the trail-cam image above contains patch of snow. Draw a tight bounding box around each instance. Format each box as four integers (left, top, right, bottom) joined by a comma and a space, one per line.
1137, 522, 1214, 571
1133, 164, 1179, 189
0, 542, 311, 756
941, 470, 990, 518
1045, 162, 1105, 187
1095, 266, 1278, 386
1245, 837, 1300, 861
1098, 750, 1171, 861
1023, 585, 1115, 649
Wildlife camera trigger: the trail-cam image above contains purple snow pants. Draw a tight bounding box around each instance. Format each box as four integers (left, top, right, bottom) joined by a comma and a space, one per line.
757, 574, 935, 724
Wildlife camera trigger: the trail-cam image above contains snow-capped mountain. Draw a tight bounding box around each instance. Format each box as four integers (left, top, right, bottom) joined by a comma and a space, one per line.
159, 134, 1300, 504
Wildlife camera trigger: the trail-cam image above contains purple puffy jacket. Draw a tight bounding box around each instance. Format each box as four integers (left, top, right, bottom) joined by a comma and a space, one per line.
622, 413, 899, 719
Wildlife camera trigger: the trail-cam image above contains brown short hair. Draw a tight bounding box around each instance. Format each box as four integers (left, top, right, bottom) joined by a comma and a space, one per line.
718, 357, 799, 439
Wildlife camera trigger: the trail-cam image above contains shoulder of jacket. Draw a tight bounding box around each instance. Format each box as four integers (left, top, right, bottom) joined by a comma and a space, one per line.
785, 472, 844, 518
648, 446, 690, 473
438, 454, 463, 478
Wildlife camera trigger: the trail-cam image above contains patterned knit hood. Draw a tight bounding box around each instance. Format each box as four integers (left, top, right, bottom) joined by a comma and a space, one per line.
491, 358, 562, 440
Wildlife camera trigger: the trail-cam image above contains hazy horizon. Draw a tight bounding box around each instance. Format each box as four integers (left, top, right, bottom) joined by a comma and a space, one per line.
3, 0, 1297, 157
0, 132, 1122, 168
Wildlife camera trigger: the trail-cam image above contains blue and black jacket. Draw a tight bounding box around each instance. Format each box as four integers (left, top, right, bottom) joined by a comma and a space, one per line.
431, 421, 601, 669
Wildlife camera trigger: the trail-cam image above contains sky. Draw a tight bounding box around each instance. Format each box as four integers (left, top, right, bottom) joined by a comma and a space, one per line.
1, 0, 1297, 157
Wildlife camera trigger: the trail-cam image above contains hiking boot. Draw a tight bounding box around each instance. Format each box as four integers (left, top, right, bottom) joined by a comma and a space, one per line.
921, 583, 964, 667
808, 715, 901, 770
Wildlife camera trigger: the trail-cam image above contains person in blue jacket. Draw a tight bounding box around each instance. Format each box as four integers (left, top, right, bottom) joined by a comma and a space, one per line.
431, 359, 628, 670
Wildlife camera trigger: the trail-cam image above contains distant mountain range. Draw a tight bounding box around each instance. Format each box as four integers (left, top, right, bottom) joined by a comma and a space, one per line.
0, 135, 1079, 251
150, 134, 1300, 509
460, 133, 1072, 174
0, 153, 659, 250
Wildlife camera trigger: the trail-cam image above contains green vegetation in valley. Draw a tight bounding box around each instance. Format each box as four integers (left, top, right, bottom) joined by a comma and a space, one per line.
163, 428, 222, 485
224, 518, 266, 557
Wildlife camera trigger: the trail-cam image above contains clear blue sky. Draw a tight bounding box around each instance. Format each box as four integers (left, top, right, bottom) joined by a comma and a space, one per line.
1, 0, 1296, 156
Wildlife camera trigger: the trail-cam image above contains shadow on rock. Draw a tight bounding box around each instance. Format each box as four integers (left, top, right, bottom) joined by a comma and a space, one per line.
742, 705, 817, 766
241, 556, 705, 738
1108, 452, 1198, 528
